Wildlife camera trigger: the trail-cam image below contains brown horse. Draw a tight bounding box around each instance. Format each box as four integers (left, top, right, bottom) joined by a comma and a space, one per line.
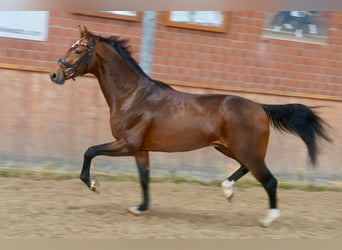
49, 26, 331, 227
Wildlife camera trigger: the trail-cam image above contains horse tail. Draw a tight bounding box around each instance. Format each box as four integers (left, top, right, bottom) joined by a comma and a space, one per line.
262, 103, 332, 165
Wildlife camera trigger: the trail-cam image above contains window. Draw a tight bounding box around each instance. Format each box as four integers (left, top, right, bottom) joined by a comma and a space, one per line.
73, 11, 141, 22
0, 11, 49, 41
165, 11, 229, 33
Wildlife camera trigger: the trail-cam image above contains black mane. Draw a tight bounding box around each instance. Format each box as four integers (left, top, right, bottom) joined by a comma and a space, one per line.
92, 33, 173, 90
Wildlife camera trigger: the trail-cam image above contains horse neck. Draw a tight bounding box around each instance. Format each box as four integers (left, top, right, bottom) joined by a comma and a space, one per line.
90, 44, 143, 109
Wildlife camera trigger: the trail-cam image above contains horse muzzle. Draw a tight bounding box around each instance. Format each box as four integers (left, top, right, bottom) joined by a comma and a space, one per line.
49, 70, 66, 85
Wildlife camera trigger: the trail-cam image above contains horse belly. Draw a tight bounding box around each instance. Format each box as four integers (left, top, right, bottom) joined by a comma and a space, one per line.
141, 123, 216, 152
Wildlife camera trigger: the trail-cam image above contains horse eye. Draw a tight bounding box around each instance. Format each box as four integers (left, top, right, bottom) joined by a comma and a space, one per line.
75, 50, 82, 54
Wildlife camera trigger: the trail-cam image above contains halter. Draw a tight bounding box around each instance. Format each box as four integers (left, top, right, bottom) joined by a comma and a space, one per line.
58, 36, 96, 80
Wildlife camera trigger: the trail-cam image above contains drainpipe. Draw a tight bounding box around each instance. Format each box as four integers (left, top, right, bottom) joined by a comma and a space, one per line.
139, 11, 157, 76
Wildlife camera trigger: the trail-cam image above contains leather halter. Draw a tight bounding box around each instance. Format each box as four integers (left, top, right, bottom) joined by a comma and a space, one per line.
58, 37, 96, 80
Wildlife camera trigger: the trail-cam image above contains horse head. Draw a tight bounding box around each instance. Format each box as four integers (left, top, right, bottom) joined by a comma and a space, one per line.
49, 25, 96, 84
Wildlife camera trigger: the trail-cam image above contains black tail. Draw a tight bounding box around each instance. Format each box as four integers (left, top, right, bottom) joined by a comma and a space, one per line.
262, 104, 332, 165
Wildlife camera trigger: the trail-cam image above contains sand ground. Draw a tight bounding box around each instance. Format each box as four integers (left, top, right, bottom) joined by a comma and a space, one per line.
0, 178, 341, 239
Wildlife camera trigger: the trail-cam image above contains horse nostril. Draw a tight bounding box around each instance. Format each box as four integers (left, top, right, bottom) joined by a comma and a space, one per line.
51, 72, 58, 81
50, 71, 65, 85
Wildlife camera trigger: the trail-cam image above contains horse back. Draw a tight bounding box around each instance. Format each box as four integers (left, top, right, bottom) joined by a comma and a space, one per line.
141, 91, 268, 152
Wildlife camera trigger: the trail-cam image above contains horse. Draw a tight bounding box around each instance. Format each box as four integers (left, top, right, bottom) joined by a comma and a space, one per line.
49, 26, 331, 227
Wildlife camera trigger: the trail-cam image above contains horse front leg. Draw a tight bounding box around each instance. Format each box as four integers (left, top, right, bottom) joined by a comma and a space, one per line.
80, 140, 132, 192
127, 151, 150, 215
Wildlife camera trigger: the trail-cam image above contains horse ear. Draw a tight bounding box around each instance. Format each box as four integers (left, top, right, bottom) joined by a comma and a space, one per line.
79, 25, 84, 37
83, 26, 90, 37
79, 25, 90, 38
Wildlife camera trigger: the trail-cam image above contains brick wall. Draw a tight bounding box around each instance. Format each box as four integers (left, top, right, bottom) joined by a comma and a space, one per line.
0, 11, 143, 71
0, 11, 341, 183
0, 11, 341, 100
153, 11, 341, 100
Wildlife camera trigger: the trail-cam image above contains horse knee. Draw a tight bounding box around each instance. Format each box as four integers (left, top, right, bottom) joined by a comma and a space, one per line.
84, 146, 97, 159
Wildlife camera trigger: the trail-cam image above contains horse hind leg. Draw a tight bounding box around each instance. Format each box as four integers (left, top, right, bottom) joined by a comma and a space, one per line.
217, 146, 280, 226
222, 165, 249, 202
249, 162, 280, 227
215, 147, 249, 202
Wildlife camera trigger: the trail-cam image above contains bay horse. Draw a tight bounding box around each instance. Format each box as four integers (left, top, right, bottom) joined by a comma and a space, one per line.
49, 26, 331, 227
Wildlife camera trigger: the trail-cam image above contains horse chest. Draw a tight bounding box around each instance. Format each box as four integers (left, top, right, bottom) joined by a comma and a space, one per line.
109, 110, 151, 139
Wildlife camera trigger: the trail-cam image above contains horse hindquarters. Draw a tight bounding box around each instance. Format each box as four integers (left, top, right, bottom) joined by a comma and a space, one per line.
218, 98, 280, 226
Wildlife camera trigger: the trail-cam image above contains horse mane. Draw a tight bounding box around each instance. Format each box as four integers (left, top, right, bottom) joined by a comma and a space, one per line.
91, 32, 173, 90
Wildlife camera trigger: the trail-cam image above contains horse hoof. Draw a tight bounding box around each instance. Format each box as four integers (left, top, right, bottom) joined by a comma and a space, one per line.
127, 206, 143, 216
227, 192, 234, 203
259, 209, 280, 227
259, 219, 273, 228
90, 179, 100, 193
222, 180, 234, 202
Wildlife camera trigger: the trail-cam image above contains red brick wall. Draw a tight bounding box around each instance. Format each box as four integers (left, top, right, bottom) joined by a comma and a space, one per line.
0, 11, 341, 100
153, 11, 341, 100
0, 11, 341, 183
0, 11, 143, 71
